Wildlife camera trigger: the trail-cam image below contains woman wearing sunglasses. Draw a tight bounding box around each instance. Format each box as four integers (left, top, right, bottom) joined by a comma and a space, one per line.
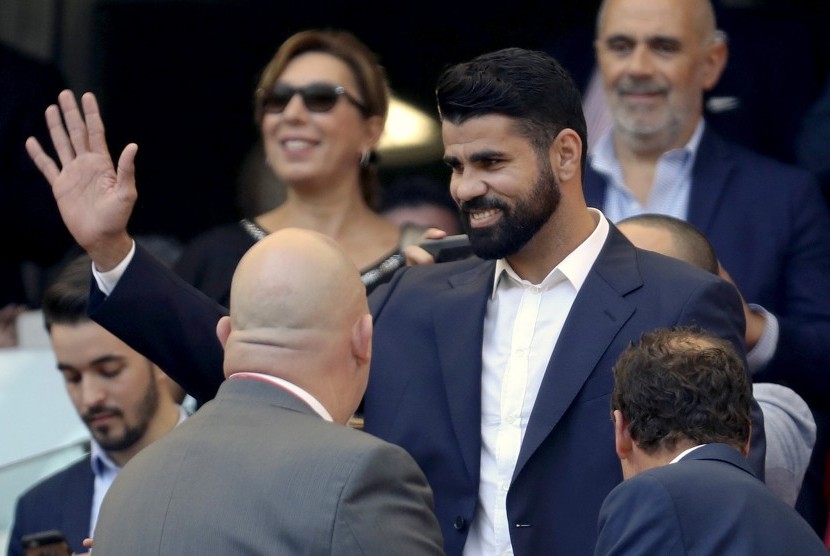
174, 29, 427, 305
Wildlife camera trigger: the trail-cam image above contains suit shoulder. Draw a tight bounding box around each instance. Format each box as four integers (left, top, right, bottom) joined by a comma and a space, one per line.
713, 134, 817, 185
15, 456, 90, 505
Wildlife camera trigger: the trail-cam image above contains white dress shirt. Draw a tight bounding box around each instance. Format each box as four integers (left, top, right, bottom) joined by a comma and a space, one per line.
463, 209, 609, 556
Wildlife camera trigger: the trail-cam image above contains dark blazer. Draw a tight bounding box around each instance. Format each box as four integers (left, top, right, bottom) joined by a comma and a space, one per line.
91, 379, 443, 555
8, 456, 93, 556
89, 226, 756, 556
584, 128, 830, 408
595, 443, 828, 555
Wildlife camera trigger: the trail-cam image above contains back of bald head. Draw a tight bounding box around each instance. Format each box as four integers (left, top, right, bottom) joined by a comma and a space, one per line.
230, 228, 367, 334
618, 214, 719, 274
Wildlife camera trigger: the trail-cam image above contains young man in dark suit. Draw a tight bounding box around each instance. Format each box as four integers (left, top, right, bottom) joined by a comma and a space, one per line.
8, 256, 185, 555
596, 327, 826, 555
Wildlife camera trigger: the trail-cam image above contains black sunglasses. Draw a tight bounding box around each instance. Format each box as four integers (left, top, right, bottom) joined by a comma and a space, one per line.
256, 82, 369, 117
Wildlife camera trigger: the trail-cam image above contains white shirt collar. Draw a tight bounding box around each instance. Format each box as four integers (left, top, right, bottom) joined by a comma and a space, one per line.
491, 208, 610, 298
670, 444, 706, 464
591, 119, 706, 178
229, 372, 333, 422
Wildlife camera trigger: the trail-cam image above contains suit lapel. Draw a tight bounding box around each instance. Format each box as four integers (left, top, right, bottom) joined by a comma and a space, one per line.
687, 129, 736, 235
514, 227, 641, 478
434, 261, 495, 482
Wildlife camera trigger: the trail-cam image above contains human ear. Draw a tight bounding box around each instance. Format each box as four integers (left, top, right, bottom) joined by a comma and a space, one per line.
550, 128, 583, 183
351, 314, 373, 366
362, 115, 385, 152
613, 409, 633, 460
215, 316, 232, 349
701, 34, 728, 91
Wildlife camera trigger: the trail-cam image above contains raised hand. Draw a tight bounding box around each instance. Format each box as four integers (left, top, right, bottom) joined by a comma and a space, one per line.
25, 90, 137, 270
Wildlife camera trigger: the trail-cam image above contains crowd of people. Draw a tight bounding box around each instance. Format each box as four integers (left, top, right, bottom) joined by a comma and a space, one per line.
6, 0, 830, 554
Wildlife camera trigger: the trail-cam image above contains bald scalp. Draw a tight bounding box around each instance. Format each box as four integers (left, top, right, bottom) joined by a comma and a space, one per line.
230, 228, 367, 335
596, 0, 718, 43
618, 214, 719, 274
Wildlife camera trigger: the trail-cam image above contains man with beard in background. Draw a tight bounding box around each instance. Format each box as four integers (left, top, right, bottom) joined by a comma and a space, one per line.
8, 255, 185, 556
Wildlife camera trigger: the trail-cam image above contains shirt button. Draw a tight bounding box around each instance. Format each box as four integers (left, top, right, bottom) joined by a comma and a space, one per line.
453, 516, 467, 530
501, 482, 510, 492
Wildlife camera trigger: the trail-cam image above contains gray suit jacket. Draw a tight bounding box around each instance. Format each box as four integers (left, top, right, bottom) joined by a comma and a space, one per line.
91, 379, 443, 555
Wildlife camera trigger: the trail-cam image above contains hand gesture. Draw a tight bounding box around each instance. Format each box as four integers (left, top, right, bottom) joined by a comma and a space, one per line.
25, 90, 136, 270
402, 228, 446, 266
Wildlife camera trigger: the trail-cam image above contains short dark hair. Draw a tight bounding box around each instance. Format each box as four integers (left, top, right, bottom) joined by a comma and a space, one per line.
611, 326, 752, 454
435, 47, 587, 175
42, 254, 93, 331
618, 214, 719, 274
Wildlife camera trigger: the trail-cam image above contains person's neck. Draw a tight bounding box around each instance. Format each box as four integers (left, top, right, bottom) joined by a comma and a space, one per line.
627, 440, 699, 478
260, 187, 376, 240
106, 401, 181, 468
612, 120, 700, 205
505, 202, 597, 284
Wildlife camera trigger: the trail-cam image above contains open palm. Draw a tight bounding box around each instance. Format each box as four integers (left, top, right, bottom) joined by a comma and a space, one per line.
26, 90, 137, 267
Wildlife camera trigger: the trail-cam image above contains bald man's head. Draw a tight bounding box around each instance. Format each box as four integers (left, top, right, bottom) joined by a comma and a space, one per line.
617, 214, 718, 274
229, 229, 367, 332
218, 228, 372, 424
594, 0, 728, 154
596, 0, 717, 43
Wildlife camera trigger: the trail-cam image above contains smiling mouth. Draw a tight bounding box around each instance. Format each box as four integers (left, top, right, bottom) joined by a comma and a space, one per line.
468, 208, 501, 227
281, 139, 317, 151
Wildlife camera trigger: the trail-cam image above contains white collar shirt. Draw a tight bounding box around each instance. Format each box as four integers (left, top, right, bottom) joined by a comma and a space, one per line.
228, 372, 333, 422
463, 209, 609, 556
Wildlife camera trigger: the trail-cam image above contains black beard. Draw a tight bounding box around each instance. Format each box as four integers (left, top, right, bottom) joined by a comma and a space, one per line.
86, 373, 161, 452
459, 162, 561, 260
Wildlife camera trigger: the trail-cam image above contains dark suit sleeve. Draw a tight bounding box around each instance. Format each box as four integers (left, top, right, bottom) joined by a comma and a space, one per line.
88, 244, 227, 403
333, 442, 444, 555
754, 174, 830, 408
8, 498, 27, 556
594, 478, 684, 556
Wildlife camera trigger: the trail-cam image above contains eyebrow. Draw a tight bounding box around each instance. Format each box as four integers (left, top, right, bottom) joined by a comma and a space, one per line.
443, 149, 506, 166
604, 33, 682, 46
469, 149, 505, 163
57, 354, 126, 372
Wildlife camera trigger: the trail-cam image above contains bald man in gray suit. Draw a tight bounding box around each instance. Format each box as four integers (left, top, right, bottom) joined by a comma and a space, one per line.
91, 229, 443, 555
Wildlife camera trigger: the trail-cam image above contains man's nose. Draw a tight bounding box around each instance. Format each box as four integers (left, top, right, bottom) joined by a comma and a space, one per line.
80, 375, 107, 407
452, 170, 488, 202
626, 45, 656, 76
